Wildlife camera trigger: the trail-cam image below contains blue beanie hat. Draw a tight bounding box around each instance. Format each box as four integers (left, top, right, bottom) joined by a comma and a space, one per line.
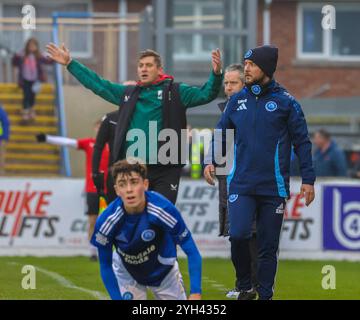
243, 45, 278, 78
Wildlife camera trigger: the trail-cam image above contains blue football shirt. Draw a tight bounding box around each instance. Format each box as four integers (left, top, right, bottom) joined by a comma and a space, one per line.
91, 191, 191, 286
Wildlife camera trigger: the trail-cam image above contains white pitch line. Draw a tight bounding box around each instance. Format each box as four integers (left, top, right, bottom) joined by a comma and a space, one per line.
9, 262, 109, 300
186, 273, 229, 293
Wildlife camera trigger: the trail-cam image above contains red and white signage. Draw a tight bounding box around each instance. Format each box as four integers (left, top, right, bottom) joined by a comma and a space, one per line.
0, 178, 88, 250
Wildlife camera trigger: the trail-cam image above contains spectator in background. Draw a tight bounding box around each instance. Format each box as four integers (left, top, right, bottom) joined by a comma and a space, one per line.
36, 120, 109, 261
92, 110, 119, 204
349, 154, 360, 178
12, 37, 53, 122
92, 81, 137, 204
217, 64, 245, 238
0, 104, 10, 174
313, 129, 348, 177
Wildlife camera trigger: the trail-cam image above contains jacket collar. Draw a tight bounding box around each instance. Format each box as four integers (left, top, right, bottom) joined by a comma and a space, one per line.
136, 74, 174, 86
245, 79, 277, 97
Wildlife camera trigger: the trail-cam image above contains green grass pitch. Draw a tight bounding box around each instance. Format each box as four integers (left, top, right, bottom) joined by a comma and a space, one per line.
0, 257, 359, 300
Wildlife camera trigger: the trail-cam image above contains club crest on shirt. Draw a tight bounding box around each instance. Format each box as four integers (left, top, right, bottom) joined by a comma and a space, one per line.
265, 101, 278, 112
228, 194, 238, 203
122, 291, 134, 300
141, 229, 156, 242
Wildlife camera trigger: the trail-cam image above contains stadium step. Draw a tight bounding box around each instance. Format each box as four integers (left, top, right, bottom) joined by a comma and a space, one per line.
4, 163, 60, 171
0, 93, 55, 104
5, 153, 60, 161
9, 114, 58, 125
11, 125, 58, 134
1, 82, 61, 176
0, 83, 54, 94
3, 104, 55, 113
6, 142, 59, 151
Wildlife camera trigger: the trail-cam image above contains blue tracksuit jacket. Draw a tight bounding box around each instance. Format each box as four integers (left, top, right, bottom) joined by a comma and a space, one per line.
215, 80, 315, 197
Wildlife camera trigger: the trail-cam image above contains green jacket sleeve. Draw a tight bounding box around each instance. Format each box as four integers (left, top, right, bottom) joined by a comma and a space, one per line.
179, 71, 223, 109
67, 59, 126, 106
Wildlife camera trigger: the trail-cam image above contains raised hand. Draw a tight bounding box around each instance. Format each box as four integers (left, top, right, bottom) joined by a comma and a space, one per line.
45, 43, 71, 66
211, 48, 222, 75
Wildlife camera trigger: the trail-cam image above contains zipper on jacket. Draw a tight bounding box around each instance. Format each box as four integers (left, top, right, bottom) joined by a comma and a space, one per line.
251, 96, 259, 194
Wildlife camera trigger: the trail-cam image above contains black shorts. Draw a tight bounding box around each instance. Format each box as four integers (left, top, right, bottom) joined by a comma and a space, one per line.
86, 192, 99, 215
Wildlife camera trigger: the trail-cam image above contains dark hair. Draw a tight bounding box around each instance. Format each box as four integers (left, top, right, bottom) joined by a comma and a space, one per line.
111, 159, 147, 182
316, 129, 331, 140
138, 49, 162, 68
25, 37, 41, 58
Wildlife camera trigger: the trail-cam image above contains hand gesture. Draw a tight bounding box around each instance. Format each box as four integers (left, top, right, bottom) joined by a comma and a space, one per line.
46, 43, 71, 66
204, 164, 216, 186
300, 184, 315, 206
211, 48, 222, 75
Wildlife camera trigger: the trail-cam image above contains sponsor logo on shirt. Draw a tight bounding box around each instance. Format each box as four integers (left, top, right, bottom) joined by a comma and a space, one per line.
276, 203, 285, 214
141, 229, 156, 242
228, 194, 238, 203
95, 232, 109, 246
158, 90, 163, 100
170, 184, 178, 191
117, 245, 156, 265
236, 99, 248, 111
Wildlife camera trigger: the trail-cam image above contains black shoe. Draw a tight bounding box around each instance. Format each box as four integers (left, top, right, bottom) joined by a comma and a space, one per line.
237, 288, 257, 300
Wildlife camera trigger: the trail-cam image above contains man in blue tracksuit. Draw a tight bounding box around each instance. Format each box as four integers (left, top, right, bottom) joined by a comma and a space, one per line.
204, 45, 316, 300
